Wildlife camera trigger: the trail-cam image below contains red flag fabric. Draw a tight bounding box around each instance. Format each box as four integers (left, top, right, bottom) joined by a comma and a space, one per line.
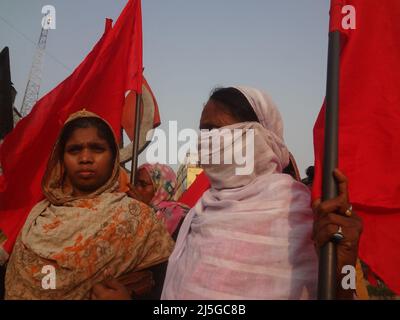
178, 171, 210, 208
0, 0, 143, 257
329, 0, 345, 32
313, 1, 400, 294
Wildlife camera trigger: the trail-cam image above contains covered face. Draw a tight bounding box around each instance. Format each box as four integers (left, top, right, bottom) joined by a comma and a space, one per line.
42, 110, 120, 205
198, 87, 290, 189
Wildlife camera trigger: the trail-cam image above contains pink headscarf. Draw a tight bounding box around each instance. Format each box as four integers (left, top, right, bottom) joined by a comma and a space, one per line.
138, 163, 188, 235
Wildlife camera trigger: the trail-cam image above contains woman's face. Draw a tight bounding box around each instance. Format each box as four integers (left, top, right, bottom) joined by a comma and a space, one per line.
134, 168, 155, 204
63, 126, 114, 196
199, 99, 239, 130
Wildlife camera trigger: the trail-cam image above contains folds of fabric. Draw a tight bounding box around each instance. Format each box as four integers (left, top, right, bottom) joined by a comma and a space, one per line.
199, 122, 289, 190
5, 193, 173, 300
162, 173, 317, 300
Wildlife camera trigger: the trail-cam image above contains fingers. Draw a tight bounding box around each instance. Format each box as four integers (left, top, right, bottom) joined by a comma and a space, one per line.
103, 267, 112, 279
313, 212, 363, 247
312, 199, 321, 213
314, 213, 343, 244
315, 213, 354, 235
312, 169, 363, 272
103, 278, 124, 290
333, 168, 347, 183
316, 197, 347, 216
91, 280, 127, 300
333, 168, 349, 199
313, 168, 350, 217
91, 285, 99, 300
91, 283, 107, 297
313, 222, 340, 247
91, 291, 98, 300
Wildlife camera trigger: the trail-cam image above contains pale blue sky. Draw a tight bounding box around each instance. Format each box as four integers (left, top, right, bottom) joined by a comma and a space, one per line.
0, 0, 330, 176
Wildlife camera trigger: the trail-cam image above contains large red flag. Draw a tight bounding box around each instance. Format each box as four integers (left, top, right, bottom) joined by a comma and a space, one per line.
0, 0, 143, 258
313, 1, 400, 294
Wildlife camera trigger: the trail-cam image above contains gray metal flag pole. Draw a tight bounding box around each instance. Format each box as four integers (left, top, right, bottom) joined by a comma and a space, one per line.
0, 47, 14, 140
130, 93, 142, 184
317, 28, 341, 300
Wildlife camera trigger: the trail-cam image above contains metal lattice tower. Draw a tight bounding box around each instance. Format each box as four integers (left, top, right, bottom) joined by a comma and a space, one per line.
19, 14, 51, 117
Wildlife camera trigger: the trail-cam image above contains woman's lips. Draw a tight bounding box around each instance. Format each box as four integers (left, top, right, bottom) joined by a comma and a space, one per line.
77, 171, 96, 178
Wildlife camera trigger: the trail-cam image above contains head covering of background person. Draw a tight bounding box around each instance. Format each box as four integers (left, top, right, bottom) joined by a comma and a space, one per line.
137, 163, 189, 236
118, 167, 131, 193
162, 87, 317, 300
5, 110, 173, 300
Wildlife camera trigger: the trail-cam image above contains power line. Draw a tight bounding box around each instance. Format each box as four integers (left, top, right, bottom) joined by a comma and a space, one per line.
0, 15, 71, 72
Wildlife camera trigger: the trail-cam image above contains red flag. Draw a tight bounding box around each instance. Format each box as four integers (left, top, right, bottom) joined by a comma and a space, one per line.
313, 1, 400, 294
178, 171, 210, 208
0, 0, 143, 256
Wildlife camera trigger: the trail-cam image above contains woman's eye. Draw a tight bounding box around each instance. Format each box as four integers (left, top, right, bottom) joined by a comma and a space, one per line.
92, 147, 105, 152
90, 144, 107, 152
66, 147, 80, 154
135, 181, 150, 188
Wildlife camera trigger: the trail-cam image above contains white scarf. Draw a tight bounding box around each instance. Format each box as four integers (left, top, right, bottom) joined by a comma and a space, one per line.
199, 121, 289, 189
162, 87, 317, 299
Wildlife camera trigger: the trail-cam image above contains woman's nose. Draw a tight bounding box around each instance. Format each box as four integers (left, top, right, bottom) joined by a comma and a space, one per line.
78, 149, 94, 163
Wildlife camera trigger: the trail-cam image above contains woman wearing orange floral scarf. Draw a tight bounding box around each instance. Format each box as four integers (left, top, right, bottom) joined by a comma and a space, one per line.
5, 110, 174, 300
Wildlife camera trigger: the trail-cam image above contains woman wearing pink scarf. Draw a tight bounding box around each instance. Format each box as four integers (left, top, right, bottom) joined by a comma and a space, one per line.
161, 87, 362, 300
134, 163, 189, 237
